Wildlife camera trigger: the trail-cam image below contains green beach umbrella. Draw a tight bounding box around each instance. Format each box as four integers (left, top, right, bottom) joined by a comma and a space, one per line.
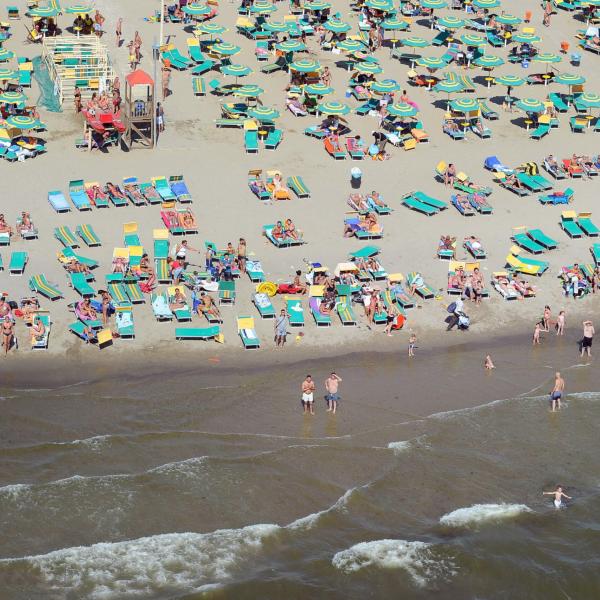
275, 39, 305, 52
29, 6, 60, 17
460, 33, 486, 46
554, 73, 586, 86
371, 79, 401, 93
6, 115, 42, 130
221, 64, 253, 77
420, 0, 448, 8
234, 84, 264, 98
512, 32, 541, 44
263, 20, 289, 33
387, 102, 418, 117
515, 98, 545, 113
364, 0, 395, 10
196, 22, 227, 35
182, 3, 212, 16
247, 106, 280, 121
496, 14, 522, 25
304, 83, 333, 96
494, 74, 525, 88
324, 19, 352, 33
337, 39, 366, 52
473, 0, 501, 7
450, 97, 480, 112
317, 101, 350, 115
577, 92, 600, 108
212, 42, 241, 56
0, 91, 27, 104
381, 17, 409, 31
289, 58, 321, 72
250, 1, 277, 13
474, 55, 505, 68
65, 4, 93, 14
416, 56, 447, 70
0, 68, 16, 81
534, 52, 562, 64
304, 1, 331, 11
354, 61, 383, 74
0, 48, 14, 62
402, 36, 430, 48
434, 79, 465, 94
437, 16, 465, 29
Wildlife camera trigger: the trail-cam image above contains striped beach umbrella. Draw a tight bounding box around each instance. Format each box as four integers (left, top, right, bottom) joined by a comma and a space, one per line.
416, 56, 447, 70
437, 16, 465, 29
354, 61, 383, 74
420, 0, 448, 8
512, 32, 541, 44
474, 54, 505, 68
381, 17, 409, 31
324, 19, 351, 33
289, 58, 321, 72
304, 83, 333, 96
371, 79, 401, 93
515, 98, 545, 113
233, 84, 264, 97
6, 115, 42, 130
460, 33, 486, 46
28, 6, 60, 17
182, 3, 212, 16
434, 79, 465, 94
577, 92, 600, 109
450, 97, 480, 112
263, 20, 289, 33
494, 74, 525, 88
212, 42, 241, 56
196, 22, 227, 35
0, 91, 28, 104
402, 36, 430, 48
473, 0, 501, 7
317, 101, 350, 115
247, 106, 280, 121
304, 1, 331, 11
496, 14, 522, 25
65, 4, 93, 14
337, 39, 367, 52
387, 102, 418, 117
364, 0, 395, 10
554, 73, 586, 86
534, 52, 561, 64
0, 68, 16, 81
275, 39, 305, 52
250, 1, 277, 14
221, 64, 253, 77
0, 48, 14, 62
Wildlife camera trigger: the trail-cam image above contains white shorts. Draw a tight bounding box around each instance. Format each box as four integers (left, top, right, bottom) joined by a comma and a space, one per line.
554, 499, 562, 509
302, 393, 313, 403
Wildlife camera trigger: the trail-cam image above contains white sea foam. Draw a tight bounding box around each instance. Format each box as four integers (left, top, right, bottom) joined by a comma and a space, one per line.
287, 487, 355, 530
0, 524, 280, 598
332, 539, 437, 586
439, 503, 532, 527
387, 440, 411, 454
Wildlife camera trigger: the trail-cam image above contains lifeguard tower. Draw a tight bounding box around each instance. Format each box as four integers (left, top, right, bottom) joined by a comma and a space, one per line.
121, 69, 155, 150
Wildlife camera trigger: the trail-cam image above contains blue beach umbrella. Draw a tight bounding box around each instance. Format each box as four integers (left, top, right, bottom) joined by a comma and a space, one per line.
381, 17, 409, 31
554, 73, 586, 86
196, 22, 227, 35
65, 4, 93, 14
416, 56, 447, 70
233, 84, 264, 98
512, 32, 541, 44
473, 0, 501, 7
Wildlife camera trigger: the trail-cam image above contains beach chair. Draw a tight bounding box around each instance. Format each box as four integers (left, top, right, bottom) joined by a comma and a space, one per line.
512, 233, 545, 254
69, 321, 98, 343
324, 137, 346, 160
402, 194, 438, 216
107, 280, 131, 307
248, 169, 271, 201
237, 316, 260, 349
152, 177, 177, 202
153, 228, 170, 260
265, 129, 283, 150
125, 281, 145, 304
309, 294, 331, 326
253, 292, 276, 319
123, 222, 141, 247
591, 243, 600, 266
83, 181, 110, 208
29, 274, 63, 300
463, 238, 486, 259
548, 92, 569, 113
69, 180, 92, 211
30, 313, 51, 349
121, 177, 146, 206
175, 325, 220, 341
388, 275, 415, 309
287, 176, 310, 198
244, 259, 264, 283
114, 306, 135, 339
9, 251, 27, 275
497, 174, 529, 196
0, 230, 9, 246
346, 137, 365, 160
286, 297, 305, 326
150, 291, 174, 321
569, 116, 587, 133
578, 213, 600, 237
407, 272, 435, 299
451, 194, 476, 216
168, 175, 192, 202
530, 124, 550, 140
167, 286, 193, 321
139, 182, 162, 204
54, 226, 78, 248
562, 159, 584, 178
505, 250, 549, 276
539, 188, 574, 205
69, 272, 95, 297
218, 280, 236, 305
76, 224, 101, 247
106, 185, 128, 207
412, 191, 448, 211
528, 229, 558, 250
263, 224, 304, 247
16, 216, 38, 240
59, 247, 98, 269
560, 211, 584, 238
48, 190, 70, 213
335, 296, 356, 326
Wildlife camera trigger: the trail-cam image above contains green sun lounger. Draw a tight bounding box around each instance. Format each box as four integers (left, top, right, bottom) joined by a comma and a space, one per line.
175, 326, 220, 341
107, 282, 131, 307
154, 238, 169, 260
516, 173, 544, 192
569, 116, 587, 133
528, 229, 558, 250
155, 259, 171, 283
253, 292, 276, 318
107, 188, 128, 207
310, 300, 331, 326
60, 246, 98, 268
69, 179, 92, 211
591, 243, 600, 265
192, 76, 207, 96
412, 191, 448, 211
560, 214, 584, 238
548, 92, 569, 112
152, 177, 177, 201
139, 182, 162, 204
76, 224, 101, 247
245, 130, 259, 153
115, 306, 135, 339
168, 295, 192, 322
9, 251, 28, 275
69, 321, 96, 343
125, 282, 145, 304
578, 213, 600, 237
0, 231, 9, 246
512, 233, 545, 254
29, 274, 63, 300
54, 226, 79, 248
70, 272, 94, 297
218, 280, 236, 305
402, 195, 438, 216
238, 316, 260, 349
336, 296, 357, 326
287, 176, 310, 198
350, 245, 380, 260
530, 124, 550, 140
30, 314, 51, 349
246, 259, 265, 283
287, 298, 305, 326
407, 272, 435, 299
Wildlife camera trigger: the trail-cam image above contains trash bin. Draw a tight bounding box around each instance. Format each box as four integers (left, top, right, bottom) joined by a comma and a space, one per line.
571, 52, 581, 67
350, 167, 362, 189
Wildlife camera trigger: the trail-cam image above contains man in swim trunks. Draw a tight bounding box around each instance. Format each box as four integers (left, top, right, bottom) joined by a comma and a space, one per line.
301, 375, 315, 415
550, 371, 565, 412
581, 320, 595, 357
543, 485, 571, 509
324, 372, 342, 414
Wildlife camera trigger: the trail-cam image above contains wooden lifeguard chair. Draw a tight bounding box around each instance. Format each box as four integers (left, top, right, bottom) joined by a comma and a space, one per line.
122, 69, 155, 150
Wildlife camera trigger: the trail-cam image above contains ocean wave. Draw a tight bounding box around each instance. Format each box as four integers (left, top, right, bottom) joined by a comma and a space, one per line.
439, 503, 532, 527
0, 524, 280, 598
287, 488, 355, 531
332, 539, 440, 586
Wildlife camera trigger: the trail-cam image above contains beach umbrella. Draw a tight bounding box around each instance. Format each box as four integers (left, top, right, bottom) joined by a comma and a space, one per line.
263, 20, 289, 33
0, 91, 27, 104
0, 48, 14, 62
182, 3, 212, 16
323, 19, 352, 33
247, 106, 280, 121
554, 73, 586, 86
353, 61, 384, 74
473, 55, 505, 68
6, 115, 42, 130
371, 79, 401, 93
494, 74, 525, 89
0, 68, 16, 81
289, 58, 321, 72
304, 1, 331, 11
450, 97, 480, 113
196, 22, 227, 35
233, 84, 264, 98
381, 17, 409, 31
221, 64, 253, 78
460, 33, 487, 46
28, 6, 60, 17
512, 32, 541, 44
212, 42, 242, 56
65, 4, 93, 14
433, 79, 465, 107
420, 0, 448, 8
473, 0, 501, 7
577, 92, 600, 109
275, 40, 305, 52
402, 36, 430, 49
534, 52, 562, 64
416, 56, 447, 70
337, 39, 367, 53
386, 102, 418, 117
515, 98, 545, 113
304, 83, 333, 96
437, 16, 465, 29
250, 1, 277, 14
364, 0, 395, 10
317, 101, 350, 115
496, 14, 522, 25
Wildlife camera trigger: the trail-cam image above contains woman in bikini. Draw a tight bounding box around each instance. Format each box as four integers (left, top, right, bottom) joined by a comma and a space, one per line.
285, 219, 300, 241
2, 317, 13, 355
237, 238, 247, 274
0, 214, 13, 236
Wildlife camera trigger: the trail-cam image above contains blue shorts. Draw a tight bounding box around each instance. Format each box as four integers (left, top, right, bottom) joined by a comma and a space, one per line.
551, 391, 562, 400
326, 393, 340, 402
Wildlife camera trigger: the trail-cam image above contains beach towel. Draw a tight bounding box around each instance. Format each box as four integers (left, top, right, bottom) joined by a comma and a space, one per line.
254, 293, 271, 308
116, 311, 133, 329
152, 295, 171, 318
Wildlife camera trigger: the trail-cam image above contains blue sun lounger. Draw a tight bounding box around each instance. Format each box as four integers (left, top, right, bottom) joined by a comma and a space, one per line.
48, 190, 71, 213
168, 175, 192, 202
69, 180, 92, 211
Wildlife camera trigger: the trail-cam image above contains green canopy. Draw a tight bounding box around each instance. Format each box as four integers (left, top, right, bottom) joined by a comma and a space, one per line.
416, 56, 447, 69
196, 22, 227, 35
304, 83, 333, 96
434, 80, 465, 94
0, 49, 15, 62
6, 115, 42, 130
515, 98, 545, 113
0, 91, 28, 104
450, 97, 480, 112
496, 14, 521, 25
554, 73, 586, 86
437, 16, 465, 29
386, 102, 418, 117
337, 39, 366, 52
28, 6, 60, 17
402, 36, 430, 48
317, 101, 350, 115
212, 42, 241, 56
0, 68, 16, 80
233, 84, 264, 97
323, 19, 352, 33
353, 61, 383, 74
364, 0, 395, 10
473, 55, 505, 68
250, 1, 277, 14
247, 106, 280, 120
420, 0, 448, 8
289, 58, 321, 72
512, 32, 541, 43
534, 52, 562, 64
263, 21, 289, 33
577, 93, 600, 108
182, 3, 212, 16
460, 33, 486, 46
221, 64, 253, 77
275, 40, 305, 52
371, 79, 401, 93
494, 74, 525, 87
381, 17, 409, 31
304, 1, 331, 10
473, 0, 501, 7
65, 4, 93, 14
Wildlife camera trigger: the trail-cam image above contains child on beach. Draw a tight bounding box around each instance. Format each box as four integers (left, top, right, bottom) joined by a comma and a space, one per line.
556, 310, 565, 335
533, 322, 541, 345
408, 333, 417, 357
543, 485, 571, 508
484, 355, 495, 370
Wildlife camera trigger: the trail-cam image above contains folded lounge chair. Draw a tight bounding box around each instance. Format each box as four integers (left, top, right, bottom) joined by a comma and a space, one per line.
29, 274, 63, 300
175, 325, 220, 341
237, 315, 260, 349
48, 190, 70, 213
402, 194, 438, 216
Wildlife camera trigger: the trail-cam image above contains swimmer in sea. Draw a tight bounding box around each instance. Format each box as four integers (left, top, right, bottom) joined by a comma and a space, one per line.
484, 355, 495, 370
550, 371, 565, 412
543, 485, 571, 509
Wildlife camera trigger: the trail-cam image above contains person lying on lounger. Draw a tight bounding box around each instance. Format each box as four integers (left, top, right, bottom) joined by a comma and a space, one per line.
503, 173, 523, 189
0, 214, 13, 236
112, 257, 128, 274
78, 298, 97, 321
284, 219, 302, 241
169, 288, 187, 311
439, 235, 456, 256
30, 315, 46, 344
367, 191, 386, 208
123, 182, 144, 203
286, 97, 308, 117
139, 254, 154, 276
20, 297, 40, 323
360, 212, 380, 233
106, 182, 127, 199
17, 212, 35, 235
448, 268, 465, 291
65, 259, 91, 275
367, 257, 381, 272
443, 120, 460, 133
348, 193, 368, 211
327, 132, 344, 152
510, 273, 536, 297
272, 174, 291, 199
198, 291, 221, 318
455, 194, 472, 212
313, 271, 333, 288
408, 273, 425, 296
178, 210, 197, 229
272, 221, 285, 241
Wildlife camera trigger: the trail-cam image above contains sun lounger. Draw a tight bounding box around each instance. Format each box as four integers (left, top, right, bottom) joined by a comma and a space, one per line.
528, 228, 557, 250
153, 228, 170, 260
464, 238, 486, 259
407, 272, 435, 299
76, 224, 101, 247
530, 124, 550, 140
16, 217, 38, 240
218, 280, 236, 305
175, 326, 220, 341
265, 129, 283, 150
451, 194, 476, 216
492, 272, 519, 301
516, 173, 544, 192
69, 272, 94, 297
560, 211, 584, 238
252, 292, 275, 318
336, 296, 357, 326
192, 76, 207, 96
152, 177, 177, 202
161, 209, 198, 235
263, 224, 305, 247
548, 92, 569, 113
140, 182, 162, 204
512, 233, 545, 254
120, 177, 146, 206
238, 316, 260, 349
54, 225, 78, 248
59, 246, 98, 269
29, 274, 63, 300
150, 291, 174, 321
285, 297, 304, 326
107, 281, 131, 307
346, 137, 365, 160
107, 185, 128, 207
246, 259, 265, 283
324, 137, 346, 160
114, 306, 135, 339
287, 176, 310, 198
539, 187, 574, 205
125, 281, 145, 304
9, 251, 27, 275
578, 213, 600, 237
309, 296, 331, 326
69, 180, 91, 211
29, 313, 51, 349
402, 195, 438, 216
167, 286, 192, 321
168, 175, 192, 202
570, 116, 587, 133
0, 231, 9, 246
48, 190, 70, 213
244, 129, 259, 153
412, 191, 447, 211
69, 321, 97, 343
505, 252, 549, 276
443, 124, 465, 140
543, 159, 568, 179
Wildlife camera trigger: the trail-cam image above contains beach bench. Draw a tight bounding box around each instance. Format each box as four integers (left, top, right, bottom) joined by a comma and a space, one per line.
175, 326, 220, 341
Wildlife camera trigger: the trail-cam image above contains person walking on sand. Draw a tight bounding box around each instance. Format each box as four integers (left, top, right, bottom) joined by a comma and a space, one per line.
274, 309, 289, 348
543, 0, 552, 27
115, 17, 122, 47
533, 322, 541, 345
581, 320, 594, 357
550, 372, 565, 412
302, 375, 315, 415
408, 332, 417, 357
161, 67, 171, 100
543, 485, 571, 508
325, 372, 342, 413
556, 310, 565, 336
484, 355, 495, 370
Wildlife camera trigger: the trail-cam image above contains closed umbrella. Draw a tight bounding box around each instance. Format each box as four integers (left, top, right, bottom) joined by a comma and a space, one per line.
304, 83, 333, 96
317, 101, 350, 115
386, 102, 418, 117
371, 79, 401, 93
323, 19, 351, 33
289, 58, 321, 72
6, 115, 42, 130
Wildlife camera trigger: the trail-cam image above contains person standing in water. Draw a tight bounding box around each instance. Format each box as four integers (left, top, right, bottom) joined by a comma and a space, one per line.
550, 372, 565, 412
543, 485, 571, 508
581, 320, 594, 357
484, 355, 495, 370
324, 372, 342, 414
301, 375, 315, 415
